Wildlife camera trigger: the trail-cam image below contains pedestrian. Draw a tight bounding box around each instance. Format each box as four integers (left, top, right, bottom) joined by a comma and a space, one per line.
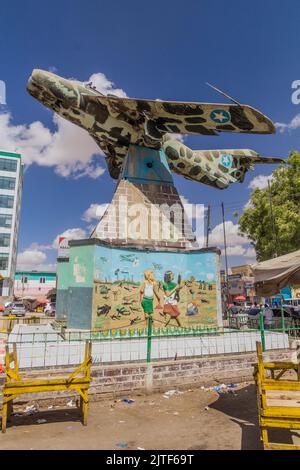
264, 304, 273, 329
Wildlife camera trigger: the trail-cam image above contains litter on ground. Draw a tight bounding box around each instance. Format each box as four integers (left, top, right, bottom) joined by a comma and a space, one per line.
115, 442, 128, 448
67, 400, 76, 407
24, 405, 37, 415
200, 383, 238, 393
163, 390, 184, 398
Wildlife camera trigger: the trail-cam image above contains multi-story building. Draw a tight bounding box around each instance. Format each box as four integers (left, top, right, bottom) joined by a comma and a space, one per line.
14, 271, 56, 298
221, 264, 257, 303
0, 151, 23, 297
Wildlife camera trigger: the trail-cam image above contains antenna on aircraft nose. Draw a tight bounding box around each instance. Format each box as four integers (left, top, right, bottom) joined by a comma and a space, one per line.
206, 82, 242, 106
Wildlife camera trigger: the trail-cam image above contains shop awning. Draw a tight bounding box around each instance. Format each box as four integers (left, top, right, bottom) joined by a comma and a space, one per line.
251, 249, 300, 297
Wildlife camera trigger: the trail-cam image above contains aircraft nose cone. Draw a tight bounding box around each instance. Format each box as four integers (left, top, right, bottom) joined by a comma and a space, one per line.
27, 69, 56, 88
31, 68, 51, 81
27, 69, 80, 107
27, 69, 56, 97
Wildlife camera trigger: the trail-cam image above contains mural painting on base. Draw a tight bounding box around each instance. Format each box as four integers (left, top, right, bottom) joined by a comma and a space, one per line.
92, 246, 221, 330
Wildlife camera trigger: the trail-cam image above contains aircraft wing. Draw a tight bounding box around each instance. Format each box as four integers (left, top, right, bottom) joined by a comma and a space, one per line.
192, 149, 285, 164
85, 94, 276, 135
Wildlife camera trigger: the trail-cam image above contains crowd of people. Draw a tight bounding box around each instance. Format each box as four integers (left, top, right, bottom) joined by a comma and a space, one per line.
227, 301, 274, 328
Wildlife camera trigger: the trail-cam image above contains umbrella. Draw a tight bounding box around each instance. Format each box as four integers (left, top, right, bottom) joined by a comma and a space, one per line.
36, 298, 48, 305
235, 295, 246, 301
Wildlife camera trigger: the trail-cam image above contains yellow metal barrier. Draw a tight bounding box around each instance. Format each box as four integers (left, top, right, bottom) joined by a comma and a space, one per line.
1, 340, 92, 433
254, 341, 300, 450
0, 316, 42, 333
0, 316, 16, 333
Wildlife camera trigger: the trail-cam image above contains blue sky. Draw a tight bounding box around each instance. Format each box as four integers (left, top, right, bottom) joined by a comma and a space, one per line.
0, 0, 300, 270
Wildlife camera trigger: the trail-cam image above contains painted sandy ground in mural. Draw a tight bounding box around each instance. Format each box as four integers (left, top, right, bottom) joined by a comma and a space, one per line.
91, 246, 220, 330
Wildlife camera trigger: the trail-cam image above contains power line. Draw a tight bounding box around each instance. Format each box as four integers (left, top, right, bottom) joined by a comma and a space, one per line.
221, 202, 230, 308
206, 205, 211, 248
267, 180, 279, 258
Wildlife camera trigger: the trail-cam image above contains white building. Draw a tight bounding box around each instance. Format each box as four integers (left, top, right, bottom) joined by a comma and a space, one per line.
14, 271, 56, 298
0, 151, 23, 297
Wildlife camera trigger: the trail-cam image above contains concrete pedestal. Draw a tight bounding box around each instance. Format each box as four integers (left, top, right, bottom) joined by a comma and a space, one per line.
56, 146, 222, 330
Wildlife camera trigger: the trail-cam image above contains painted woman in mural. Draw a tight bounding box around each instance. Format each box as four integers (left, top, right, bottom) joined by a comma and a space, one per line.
139, 270, 161, 322
162, 271, 183, 327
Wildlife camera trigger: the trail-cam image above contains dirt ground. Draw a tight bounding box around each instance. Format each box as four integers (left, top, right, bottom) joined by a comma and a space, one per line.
1, 383, 300, 450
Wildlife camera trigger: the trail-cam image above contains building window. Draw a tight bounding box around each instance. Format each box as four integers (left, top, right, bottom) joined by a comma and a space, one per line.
0, 254, 8, 270
0, 233, 10, 247
21, 276, 28, 283
40, 277, 45, 284
0, 195, 14, 209
0, 214, 12, 228
0, 176, 16, 190
0, 158, 17, 172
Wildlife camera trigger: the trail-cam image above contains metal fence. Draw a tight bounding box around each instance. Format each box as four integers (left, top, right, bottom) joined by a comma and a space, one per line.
228, 307, 300, 345
0, 315, 51, 333
1, 308, 295, 370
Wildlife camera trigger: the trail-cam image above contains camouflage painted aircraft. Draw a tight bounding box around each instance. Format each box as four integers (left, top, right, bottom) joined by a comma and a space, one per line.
27, 69, 284, 189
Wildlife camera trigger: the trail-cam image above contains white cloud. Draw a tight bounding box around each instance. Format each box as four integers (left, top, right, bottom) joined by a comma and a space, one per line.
209, 220, 249, 247
221, 245, 255, 258
220, 244, 256, 259
0, 72, 127, 179
222, 245, 246, 256
165, 133, 185, 143
17, 249, 56, 271
17, 226, 88, 271
87, 72, 127, 98
248, 174, 272, 190
244, 199, 254, 210
52, 227, 87, 249
82, 203, 109, 222
209, 220, 257, 260
275, 114, 300, 133
210, 220, 257, 258
244, 247, 256, 258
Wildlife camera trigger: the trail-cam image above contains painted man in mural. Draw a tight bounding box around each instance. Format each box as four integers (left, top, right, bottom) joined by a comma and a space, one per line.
139, 270, 161, 322
162, 271, 183, 327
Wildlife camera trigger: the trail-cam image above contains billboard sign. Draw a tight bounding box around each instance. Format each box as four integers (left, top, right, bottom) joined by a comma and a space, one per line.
57, 236, 70, 259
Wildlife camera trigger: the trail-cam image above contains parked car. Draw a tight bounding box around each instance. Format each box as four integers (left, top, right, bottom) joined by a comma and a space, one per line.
247, 306, 300, 330
247, 307, 261, 316
3, 302, 26, 317
44, 302, 56, 317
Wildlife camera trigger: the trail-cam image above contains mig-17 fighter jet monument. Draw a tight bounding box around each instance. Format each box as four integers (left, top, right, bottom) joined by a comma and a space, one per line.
27, 69, 283, 330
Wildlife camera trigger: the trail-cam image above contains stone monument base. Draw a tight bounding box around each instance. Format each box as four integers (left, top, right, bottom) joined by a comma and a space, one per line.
56, 145, 222, 330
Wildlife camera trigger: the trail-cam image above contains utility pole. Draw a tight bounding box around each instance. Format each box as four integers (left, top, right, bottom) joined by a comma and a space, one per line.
221, 202, 230, 309
206, 205, 211, 248
267, 180, 279, 258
